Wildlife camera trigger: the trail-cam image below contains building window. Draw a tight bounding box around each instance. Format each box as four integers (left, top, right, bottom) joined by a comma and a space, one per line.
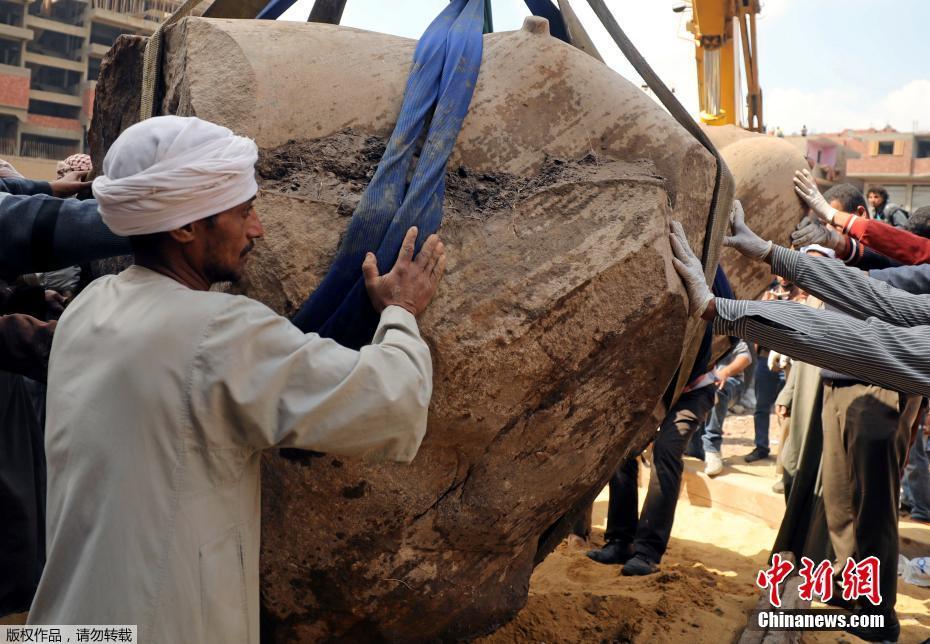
877, 141, 895, 155
917, 140, 930, 159
0, 37, 19, 66
28, 99, 80, 120
0, 0, 23, 27
0, 114, 16, 155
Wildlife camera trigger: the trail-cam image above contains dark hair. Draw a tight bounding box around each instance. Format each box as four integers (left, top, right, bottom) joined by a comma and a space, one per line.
905, 206, 930, 239
823, 183, 867, 214
867, 186, 889, 202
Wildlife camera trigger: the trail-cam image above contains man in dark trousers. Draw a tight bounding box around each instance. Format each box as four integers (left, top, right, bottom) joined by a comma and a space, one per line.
586, 267, 735, 575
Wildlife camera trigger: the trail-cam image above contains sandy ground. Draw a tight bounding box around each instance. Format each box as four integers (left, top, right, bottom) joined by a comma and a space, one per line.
481, 413, 930, 644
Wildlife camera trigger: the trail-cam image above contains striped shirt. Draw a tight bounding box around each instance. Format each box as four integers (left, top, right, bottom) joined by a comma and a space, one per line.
713, 245, 930, 397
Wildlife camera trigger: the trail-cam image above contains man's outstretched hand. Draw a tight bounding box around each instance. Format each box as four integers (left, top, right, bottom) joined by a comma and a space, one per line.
723, 199, 773, 261
669, 221, 713, 318
363, 226, 447, 317
50, 170, 91, 198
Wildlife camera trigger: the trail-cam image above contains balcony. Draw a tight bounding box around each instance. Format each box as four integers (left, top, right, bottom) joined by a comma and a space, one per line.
0, 137, 16, 156
85, 42, 110, 57
25, 113, 82, 134
24, 51, 84, 73
88, 7, 154, 33
20, 137, 78, 160
30, 88, 83, 107
24, 14, 85, 38
0, 21, 31, 40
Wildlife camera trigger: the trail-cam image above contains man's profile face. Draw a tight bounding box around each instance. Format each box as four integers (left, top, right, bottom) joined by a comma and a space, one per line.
867, 192, 884, 209
198, 196, 263, 284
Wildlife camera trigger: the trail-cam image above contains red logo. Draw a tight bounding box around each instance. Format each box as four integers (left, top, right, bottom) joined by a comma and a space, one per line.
756, 553, 795, 607
756, 556, 882, 606
797, 557, 834, 602
841, 556, 882, 606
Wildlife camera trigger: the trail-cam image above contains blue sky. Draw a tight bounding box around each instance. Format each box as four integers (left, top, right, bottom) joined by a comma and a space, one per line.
278, 0, 930, 135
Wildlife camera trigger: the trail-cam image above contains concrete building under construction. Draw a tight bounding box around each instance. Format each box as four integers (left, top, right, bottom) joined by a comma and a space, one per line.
0, 0, 179, 176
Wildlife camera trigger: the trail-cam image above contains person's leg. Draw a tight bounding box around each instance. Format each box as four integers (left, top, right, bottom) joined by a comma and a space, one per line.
702, 379, 736, 456
687, 421, 706, 460
847, 390, 917, 619
903, 421, 930, 522
819, 384, 857, 573
587, 455, 639, 564
604, 456, 638, 545
630, 387, 715, 566
748, 358, 784, 459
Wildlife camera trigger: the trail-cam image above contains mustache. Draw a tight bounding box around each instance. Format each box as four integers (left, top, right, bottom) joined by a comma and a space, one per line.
240, 242, 255, 257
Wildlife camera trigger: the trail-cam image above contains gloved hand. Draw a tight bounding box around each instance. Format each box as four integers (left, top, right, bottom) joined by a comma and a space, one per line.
793, 169, 838, 225
723, 199, 773, 261
790, 214, 844, 250
669, 221, 713, 317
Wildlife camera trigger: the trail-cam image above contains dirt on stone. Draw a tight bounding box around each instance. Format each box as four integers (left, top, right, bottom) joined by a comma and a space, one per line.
256, 129, 658, 224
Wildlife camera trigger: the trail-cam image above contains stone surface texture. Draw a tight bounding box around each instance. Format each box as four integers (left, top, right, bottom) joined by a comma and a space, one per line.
88, 17, 786, 642
705, 125, 809, 300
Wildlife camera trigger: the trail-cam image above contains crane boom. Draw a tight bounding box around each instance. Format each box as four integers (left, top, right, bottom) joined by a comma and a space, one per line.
686, 0, 763, 132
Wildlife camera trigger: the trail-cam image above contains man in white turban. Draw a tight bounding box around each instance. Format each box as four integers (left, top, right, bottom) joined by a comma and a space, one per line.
27, 116, 447, 643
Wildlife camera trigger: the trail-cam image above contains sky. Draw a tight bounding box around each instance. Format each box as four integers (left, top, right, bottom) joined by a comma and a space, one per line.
278, 0, 930, 136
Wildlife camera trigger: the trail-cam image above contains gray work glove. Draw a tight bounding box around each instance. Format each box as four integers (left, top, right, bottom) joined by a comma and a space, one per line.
669, 221, 713, 317
790, 214, 843, 250
723, 199, 773, 261
793, 169, 838, 225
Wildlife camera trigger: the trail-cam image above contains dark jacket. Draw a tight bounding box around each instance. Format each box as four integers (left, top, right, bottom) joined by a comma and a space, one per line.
0, 178, 130, 280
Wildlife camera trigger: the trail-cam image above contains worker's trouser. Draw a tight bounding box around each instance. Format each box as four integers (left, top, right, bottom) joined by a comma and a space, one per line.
820, 382, 919, 615
604, 386, 715, 563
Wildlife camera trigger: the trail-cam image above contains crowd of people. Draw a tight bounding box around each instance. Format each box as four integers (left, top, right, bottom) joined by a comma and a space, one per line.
586, 170, 930, 643
1, 113, 929, 644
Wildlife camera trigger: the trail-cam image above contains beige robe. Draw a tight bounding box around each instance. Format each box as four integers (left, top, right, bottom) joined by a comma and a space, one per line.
27, 265, 432, 643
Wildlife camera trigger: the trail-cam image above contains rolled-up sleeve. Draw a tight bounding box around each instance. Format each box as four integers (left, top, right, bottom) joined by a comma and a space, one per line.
713, 297, 930, 397
191, 300, 432, 463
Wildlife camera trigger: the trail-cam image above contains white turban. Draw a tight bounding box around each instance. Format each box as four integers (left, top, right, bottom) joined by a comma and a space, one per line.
92, 115, 258, 236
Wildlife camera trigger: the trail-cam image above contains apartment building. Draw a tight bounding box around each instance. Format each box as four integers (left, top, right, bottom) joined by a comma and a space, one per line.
0, 0, 179, 177
844, 130, 930, 212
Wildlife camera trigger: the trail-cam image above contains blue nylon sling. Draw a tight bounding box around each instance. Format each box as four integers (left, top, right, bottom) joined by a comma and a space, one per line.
289, 0, 485, 348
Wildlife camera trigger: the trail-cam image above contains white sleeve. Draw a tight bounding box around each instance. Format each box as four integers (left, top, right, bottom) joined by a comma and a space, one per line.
189, 299, 432, 463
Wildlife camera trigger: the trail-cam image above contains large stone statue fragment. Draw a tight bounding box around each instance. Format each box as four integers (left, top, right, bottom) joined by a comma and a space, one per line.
705, 125, 808, 299
89, 17, 773, 641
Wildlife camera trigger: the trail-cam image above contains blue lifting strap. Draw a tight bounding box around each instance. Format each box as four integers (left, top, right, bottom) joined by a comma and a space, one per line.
255, 0, 294, 20
291, 0, 485, 348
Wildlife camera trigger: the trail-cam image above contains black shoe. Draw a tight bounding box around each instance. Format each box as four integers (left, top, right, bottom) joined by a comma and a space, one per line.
844, 610, 899, 642
744, 447, 770, 463
586, 541, 632, 565
621, 554, 659, 576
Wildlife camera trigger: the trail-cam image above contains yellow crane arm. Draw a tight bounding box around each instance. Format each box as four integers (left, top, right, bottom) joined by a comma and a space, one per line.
686, 0, 763, 132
